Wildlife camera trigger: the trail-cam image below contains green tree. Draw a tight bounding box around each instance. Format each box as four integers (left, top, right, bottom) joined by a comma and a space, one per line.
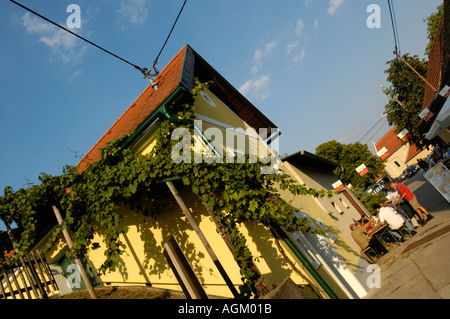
424, 3, 444, 56
350, 187, 387, 214
383, 54, 429, 148
315, 140, 385, 189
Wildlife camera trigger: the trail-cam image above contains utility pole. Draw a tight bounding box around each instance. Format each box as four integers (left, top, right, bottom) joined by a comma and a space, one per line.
394, 51, 437, 92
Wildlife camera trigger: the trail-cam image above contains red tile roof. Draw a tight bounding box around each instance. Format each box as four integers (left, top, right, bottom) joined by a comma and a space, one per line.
375, 126, 422, 163
422, 17, 443, 112
77, 45, 188, 172
77, 45, 278, 173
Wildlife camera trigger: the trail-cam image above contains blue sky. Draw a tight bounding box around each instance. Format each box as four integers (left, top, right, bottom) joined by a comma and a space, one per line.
0, 0, 442, 231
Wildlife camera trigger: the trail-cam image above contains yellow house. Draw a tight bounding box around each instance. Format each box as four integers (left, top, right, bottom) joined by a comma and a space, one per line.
39, 45, 371, 300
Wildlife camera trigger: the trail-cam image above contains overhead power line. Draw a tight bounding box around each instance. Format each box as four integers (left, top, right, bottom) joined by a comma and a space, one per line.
387, 0, 401, 54
153, 0, 187, 70
9, 0, 188, 89
358, 114, 388, 144
9, 0, 141, 71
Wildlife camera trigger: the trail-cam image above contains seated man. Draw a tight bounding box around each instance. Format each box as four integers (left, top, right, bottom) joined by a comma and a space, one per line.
373, 204, 416, 240
350, 222, 386, 263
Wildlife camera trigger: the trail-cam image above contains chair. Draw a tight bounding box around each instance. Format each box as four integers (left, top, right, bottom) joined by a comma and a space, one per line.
376, 226, 402, 246
395, 224, 414, 239
363, 246, 377, 263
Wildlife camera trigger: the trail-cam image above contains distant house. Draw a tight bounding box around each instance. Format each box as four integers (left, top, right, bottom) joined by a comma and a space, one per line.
374, 126, 432, 179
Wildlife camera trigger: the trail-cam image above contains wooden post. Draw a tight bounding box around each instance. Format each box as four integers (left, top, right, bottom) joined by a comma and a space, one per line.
52, 205, 98, 299
25, 254, 47, 298
30, 251, 50, 293
163, 235, 209, 299
2, 267, 15, 299
19, 256, 39, 298
15, 262, 32, 299
9, 264, 24, 299
165, 181, 240, 298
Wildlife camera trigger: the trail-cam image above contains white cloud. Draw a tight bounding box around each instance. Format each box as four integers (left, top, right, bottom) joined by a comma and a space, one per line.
117, 0, 148, 27
293, 49, 306, 63
70, 69, 84, 81
313, 19, 319, 29
21, 12, 86, 64
286, 41, 299, 56
251, 41, 276, 74
327, 0, 344, 15
239, 75, 271, 100
295, 18, 305, 36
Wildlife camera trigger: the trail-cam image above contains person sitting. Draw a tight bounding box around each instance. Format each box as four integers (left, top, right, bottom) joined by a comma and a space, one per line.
372, 204, 416, 241
350, 222, 386, 263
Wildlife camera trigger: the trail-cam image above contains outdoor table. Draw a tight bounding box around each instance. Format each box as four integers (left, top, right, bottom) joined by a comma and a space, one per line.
372, 224, 401, 250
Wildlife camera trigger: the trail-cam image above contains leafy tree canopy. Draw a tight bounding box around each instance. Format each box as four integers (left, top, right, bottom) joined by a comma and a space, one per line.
424, 3, 444, 56
381, 4, 443, 148
383, 53, 429, 148
315, 140, 385, 189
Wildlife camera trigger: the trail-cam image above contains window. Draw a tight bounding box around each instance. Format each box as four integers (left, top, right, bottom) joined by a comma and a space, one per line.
331, 201, 344, 214
200, 91, 216, 108
339, 197, 349, 209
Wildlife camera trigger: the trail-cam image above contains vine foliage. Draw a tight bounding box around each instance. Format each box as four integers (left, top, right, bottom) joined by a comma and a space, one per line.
0, 79, 332, 297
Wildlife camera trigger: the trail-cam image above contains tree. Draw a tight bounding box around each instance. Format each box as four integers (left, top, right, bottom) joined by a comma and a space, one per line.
424, 3, 444, 56
381, 4, 443, 148
315, 140, 385, 189
383, 54, 429, 148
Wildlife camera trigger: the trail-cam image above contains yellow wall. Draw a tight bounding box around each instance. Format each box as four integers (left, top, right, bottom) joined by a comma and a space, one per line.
385, 146, 432, 178
279, 162, 363, 270
84, 184, 315, 298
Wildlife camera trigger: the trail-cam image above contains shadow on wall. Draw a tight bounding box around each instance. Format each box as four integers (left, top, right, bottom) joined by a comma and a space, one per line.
91, 184, 214, 286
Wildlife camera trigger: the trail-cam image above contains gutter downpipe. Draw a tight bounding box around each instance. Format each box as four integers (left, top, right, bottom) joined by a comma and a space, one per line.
271, 223, 339, 299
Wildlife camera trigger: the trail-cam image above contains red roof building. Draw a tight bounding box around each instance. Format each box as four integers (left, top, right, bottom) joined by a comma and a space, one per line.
77, 45, 277, 172
374, 126, 432, 178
